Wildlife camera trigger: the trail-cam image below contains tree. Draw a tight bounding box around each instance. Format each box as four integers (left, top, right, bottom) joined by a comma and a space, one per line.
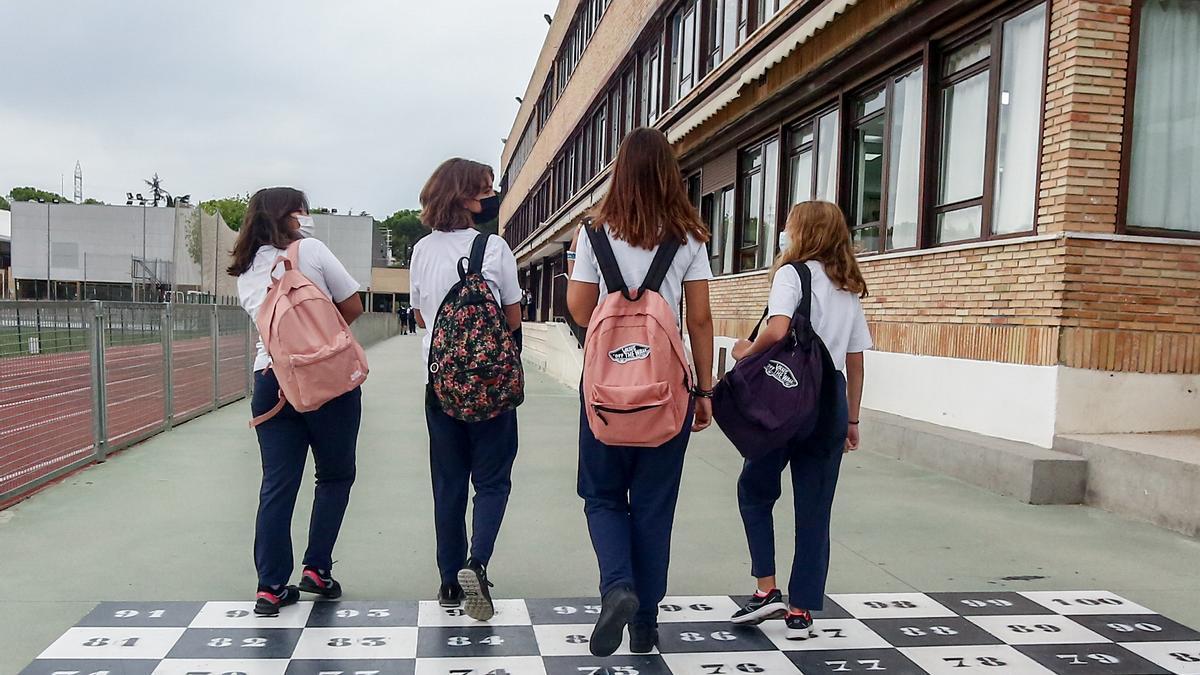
0, 195, 9, 210
381, 208, 427, 267
83, 198, 105, 205
200, 195, 249, 231
9, 187, 71, 203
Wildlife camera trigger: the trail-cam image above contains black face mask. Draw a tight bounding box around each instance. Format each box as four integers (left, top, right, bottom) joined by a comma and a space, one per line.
473, 195, 500, 225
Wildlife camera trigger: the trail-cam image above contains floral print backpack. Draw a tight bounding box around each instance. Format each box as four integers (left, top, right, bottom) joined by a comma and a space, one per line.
428, 233, 524, 422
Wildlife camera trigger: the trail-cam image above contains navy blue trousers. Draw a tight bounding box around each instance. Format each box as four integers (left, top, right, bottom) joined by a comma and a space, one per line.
426, 390, 519, 586
737, 373, 848, 610
251, 369, 361, 588
577, 400, 695, 625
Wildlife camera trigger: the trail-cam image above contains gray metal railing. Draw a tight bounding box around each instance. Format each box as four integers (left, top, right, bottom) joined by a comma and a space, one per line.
0, 302, 400, 506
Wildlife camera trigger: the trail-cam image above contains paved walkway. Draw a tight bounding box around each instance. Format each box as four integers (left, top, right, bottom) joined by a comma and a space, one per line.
2, 335, 1199, 672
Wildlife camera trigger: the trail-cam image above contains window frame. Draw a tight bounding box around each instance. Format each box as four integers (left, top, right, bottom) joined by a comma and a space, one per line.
1116, 0, 1200, 240
735, 132, 784, 273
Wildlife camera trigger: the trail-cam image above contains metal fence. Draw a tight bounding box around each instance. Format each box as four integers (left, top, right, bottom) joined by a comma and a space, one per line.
0, 301, 400, 506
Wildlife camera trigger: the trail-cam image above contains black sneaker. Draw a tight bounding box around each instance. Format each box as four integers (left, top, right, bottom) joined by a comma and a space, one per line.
629, 622, 658, 654
731, 589, 788, 625
590, 585, 639, 657
438, 582, 465, 607
254, 585, 300, 617
298, 567, 342, 599
457, 558, 495, 621
785, 610, 815, 640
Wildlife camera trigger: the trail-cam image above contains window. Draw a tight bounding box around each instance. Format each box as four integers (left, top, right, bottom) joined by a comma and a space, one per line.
1126, 0, 1200, 234
934, 3, 1046, 243
756, 0, 784, 25
592, 104, 608, 175
849, 88, 887, 252
704, 187, 737, 275
670, 0, 701, 104
706, 0, 743, 70
786, 108, 840, 208
641, 39, 664, 126
738, 137, 781, 271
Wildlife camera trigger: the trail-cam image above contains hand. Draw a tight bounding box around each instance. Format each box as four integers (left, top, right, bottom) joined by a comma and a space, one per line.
731, 339, 753, 361
692, 397, 713, 432
845, 423, 860, 453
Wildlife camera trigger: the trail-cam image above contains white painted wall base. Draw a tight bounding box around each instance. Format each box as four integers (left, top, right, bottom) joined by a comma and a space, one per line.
1056, 368, 1200, 435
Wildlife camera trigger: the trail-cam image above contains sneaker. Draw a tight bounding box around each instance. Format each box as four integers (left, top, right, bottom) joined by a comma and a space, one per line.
628, 622, 658, 654
457, 558, 495, 621
254, 585, 300, 617
731, 589, 788, 625
590, 585, 639, 657
438, 582, 465, 608
297, 567, 342, 599
785, 610, 816, 640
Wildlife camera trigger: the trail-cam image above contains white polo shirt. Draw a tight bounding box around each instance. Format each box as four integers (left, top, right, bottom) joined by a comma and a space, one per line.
410, 228, 522, 377
237, 238, 361, 372
766, 261, 873, 372
570, 224, 712, 327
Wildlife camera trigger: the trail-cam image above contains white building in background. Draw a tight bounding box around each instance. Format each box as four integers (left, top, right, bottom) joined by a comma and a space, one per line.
9, 203, 372, 302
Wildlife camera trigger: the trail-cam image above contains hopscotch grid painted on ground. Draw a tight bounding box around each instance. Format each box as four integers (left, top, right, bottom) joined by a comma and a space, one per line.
19, 591, 1200, 674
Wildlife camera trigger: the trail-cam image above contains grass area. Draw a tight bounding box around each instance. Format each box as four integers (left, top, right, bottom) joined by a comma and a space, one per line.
0, 327, 90, 357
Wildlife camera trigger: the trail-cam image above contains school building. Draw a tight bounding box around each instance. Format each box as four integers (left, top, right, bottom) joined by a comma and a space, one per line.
498, 0, 1200, 528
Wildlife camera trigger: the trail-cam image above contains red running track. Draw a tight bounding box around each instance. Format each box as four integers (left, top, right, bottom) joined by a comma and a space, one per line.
0, 335, 249, 501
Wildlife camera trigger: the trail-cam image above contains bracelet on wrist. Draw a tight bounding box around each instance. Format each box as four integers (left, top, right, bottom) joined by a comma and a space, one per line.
692, 387, 714, 399
848, 420, 860, 425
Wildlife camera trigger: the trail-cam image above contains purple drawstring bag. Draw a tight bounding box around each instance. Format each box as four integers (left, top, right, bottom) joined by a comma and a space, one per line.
713, 262, 835, 460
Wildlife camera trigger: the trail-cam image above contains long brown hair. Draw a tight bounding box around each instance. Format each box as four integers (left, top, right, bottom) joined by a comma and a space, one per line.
227, 187, 307, 276
771, 201, 868, 298
590, 127, 708, 248
420, 158, 494, 232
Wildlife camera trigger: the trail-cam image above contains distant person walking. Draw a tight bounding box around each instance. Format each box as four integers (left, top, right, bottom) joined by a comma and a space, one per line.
229, 187, 365, 617
398, 305, 409, 335
407, 305, 417, 334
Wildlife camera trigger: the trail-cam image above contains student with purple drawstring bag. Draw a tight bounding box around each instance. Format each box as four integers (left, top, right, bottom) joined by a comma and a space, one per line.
714, 201, 873, 642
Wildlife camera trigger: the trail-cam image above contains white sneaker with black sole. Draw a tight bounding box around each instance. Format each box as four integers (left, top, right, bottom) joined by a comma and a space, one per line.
730, 589, 789, 625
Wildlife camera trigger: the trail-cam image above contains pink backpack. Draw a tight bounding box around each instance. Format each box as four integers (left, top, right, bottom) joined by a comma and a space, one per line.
581, 226, 692, 447
250, 240, 369, 427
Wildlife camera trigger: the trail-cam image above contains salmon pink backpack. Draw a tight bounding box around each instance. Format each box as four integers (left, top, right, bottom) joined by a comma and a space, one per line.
250, 240, 369, 427
581, 225, 692, 447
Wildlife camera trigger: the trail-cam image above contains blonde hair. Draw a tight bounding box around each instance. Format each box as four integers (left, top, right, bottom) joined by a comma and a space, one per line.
771, 201, 868, 298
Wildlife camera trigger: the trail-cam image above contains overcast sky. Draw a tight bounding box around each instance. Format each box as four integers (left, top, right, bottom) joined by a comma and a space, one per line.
0, 0, 556, 218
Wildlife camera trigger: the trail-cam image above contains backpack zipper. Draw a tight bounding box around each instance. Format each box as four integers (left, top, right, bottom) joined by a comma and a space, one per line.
592, 403, 661, 425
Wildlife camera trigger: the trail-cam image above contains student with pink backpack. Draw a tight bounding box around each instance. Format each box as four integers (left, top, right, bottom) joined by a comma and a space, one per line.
230, 187, 367, 616
567, 128, 714, 657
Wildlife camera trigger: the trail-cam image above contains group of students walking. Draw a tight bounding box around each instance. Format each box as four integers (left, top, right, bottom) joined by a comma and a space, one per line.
229, 127, 871, 657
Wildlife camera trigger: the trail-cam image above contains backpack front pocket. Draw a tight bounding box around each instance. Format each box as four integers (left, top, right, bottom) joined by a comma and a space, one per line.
288, 331, 364, 410
588, 381, 675, 444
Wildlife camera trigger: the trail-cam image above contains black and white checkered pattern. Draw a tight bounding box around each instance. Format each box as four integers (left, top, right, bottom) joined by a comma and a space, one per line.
21, 591, 1200, 674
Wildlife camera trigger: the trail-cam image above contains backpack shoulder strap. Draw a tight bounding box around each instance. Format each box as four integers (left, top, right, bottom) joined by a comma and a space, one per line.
790, 261, 813, 319
641, 238, 681, 296
584, 224, 628, 296
285, 239, 303, 268
459, 232, 491, 279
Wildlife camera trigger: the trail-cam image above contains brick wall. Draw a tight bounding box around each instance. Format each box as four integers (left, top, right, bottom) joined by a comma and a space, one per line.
1038, 0, 1132, 234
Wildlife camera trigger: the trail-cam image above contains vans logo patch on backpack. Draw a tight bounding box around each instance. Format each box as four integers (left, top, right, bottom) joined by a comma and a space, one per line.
764, 360, 799, 389
609, 343, 651, 364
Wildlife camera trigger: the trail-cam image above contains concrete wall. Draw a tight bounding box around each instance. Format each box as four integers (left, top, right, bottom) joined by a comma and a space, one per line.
311, 213, 372, 291
371, 267, 410, 294
12, 202, 181, 284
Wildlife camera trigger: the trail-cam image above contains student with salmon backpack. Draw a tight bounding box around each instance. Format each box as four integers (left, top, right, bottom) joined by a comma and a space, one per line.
230, 187, 366, 616
726, 201, 872, 639
567, 128, 714, 657
411, 158, 524, 621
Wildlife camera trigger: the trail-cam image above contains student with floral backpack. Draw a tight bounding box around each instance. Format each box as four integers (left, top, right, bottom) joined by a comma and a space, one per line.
411, 158, 524, 622
567, 128, 714, 657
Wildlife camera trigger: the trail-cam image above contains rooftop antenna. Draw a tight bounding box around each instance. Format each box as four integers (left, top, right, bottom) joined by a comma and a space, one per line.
74, 161, 83, 204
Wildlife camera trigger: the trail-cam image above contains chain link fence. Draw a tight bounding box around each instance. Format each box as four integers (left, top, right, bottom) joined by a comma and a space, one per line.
1, 301, 400, 506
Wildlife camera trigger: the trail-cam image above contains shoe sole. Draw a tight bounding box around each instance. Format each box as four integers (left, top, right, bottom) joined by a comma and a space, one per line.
297, 579, 342, 600
590, 593, 639, 657
253, 588, 299, 617
730, 602, 789, 625
439, 598, 463, 608
457, 568, 495, 621
785, 627, 818, 640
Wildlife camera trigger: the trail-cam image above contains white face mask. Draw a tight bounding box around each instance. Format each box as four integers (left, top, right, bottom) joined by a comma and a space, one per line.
778, 230, 792, 252
295, 214, 316, 239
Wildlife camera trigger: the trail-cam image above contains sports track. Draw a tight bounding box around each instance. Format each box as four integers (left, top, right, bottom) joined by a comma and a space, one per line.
0, 334, 249, 503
